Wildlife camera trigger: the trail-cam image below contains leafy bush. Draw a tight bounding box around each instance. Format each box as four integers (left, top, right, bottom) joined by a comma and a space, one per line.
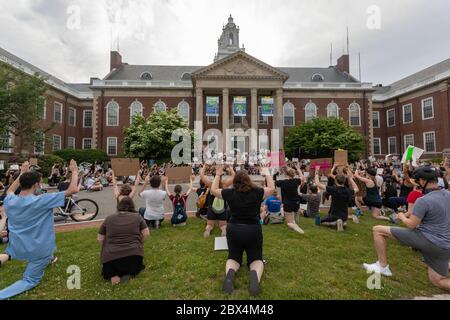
38, 154, 65, 176
53, 149, 108, 164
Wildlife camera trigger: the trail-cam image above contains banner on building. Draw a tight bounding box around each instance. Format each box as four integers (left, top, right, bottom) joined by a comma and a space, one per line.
233, 96, 247, 117
260, 96, 274, 117
206, 96, 220, 116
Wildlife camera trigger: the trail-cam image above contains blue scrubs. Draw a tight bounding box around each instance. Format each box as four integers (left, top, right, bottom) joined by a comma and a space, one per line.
0, 192, 65, 300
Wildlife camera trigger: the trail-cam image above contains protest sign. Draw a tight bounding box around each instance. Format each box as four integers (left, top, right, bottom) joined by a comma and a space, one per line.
310, 158, 333, 175
214, 237, 228, 251
166, 166, 192, 184
111, 158, 140, 177
334, 150, 348, 166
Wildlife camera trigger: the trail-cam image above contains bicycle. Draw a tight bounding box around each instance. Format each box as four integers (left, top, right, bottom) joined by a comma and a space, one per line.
54, 196, 99, 222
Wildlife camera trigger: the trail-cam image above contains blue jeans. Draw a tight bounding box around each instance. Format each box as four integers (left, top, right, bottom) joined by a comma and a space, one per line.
0, 256, 52, 300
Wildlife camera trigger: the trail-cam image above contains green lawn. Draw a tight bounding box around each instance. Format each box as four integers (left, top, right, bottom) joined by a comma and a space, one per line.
0, 216, 445, 300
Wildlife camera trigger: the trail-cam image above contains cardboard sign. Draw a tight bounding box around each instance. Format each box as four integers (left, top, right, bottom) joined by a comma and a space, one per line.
29, 158, 38, 166
214, 237, 229, 251
111, 158, 141, 177
334, 150, 348, 166
166, 166, 192, 184
310, 158, 333, 175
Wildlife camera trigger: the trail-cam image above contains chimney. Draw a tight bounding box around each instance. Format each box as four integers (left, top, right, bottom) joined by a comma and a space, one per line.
110, 51, 123, 71
336, 54, 350, 74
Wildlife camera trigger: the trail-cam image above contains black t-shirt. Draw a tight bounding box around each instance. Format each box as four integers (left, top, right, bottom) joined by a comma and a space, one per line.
399, 184, 413, 198
58, 181, 70, 192
222, 187, 264, 225
326, 185, 353, 220
275, 178, 301, 205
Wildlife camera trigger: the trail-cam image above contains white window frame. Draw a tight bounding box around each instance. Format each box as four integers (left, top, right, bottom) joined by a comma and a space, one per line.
154, 100, 167, 113
304, 102, 317, 123
403, 134, 414, 149
421, 97, 434, 120
52, 135, 62, 152
34, 133, 45, 155
402, 104, 413, 124
106, 101, 120, 127
207, 115, 219, 125
82, 138, 93, 150
373, 138, 382, 156
388, 136, 397, 155
0, 132, 13, 154
67, 137, 76, 149
387, 109, 396, 128
372, 111, 380, 128
39, 100, 47, 120
130, 100, 143, 125
68, 107, 76, 127
283, 102, 296, 126
177, 101, 190, 124
107, 137, 118, 156
327, 102, 339, 118
423, 131, 436, 153
54, 102, 63, 123
258, 105, 269, 125
349, 102, 361, 127
259, 134, 269, 151
83, 110, 93, 128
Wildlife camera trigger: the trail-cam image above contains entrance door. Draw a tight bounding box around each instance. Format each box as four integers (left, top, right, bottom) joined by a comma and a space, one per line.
232, 136, 246, 155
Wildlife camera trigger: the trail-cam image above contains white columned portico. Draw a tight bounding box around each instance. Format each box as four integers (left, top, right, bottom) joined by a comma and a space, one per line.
275, 88, 284, 150
195, 88, 204, 157
250, 88, 258, 153
222, 88, 230, 154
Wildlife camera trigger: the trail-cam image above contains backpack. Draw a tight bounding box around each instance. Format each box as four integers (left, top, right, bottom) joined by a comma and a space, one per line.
171, 196, 187, 225
211, 197, 226, 214
196, 189, 209, 209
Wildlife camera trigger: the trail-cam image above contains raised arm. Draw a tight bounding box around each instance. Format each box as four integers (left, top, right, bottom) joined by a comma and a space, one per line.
129, 171, 141, 198
185, 175, 195, 197
211, 165, 224, 199
354, 171, 374, 187
111, 170, 121, 199
163, 175, 172, 197
314, 166, 327, 191
65, 160, 80, 197
347, 170, 359, 194
260, 165, 275, 199
7, 161, 30, 195
0, 207, 7, 232
139, 174, 150, 197
223, 165, 235, 188
199, 165, 212, 188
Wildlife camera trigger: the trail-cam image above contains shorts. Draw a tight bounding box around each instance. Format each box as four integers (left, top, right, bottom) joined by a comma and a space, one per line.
227, 223, 263, 266
362, 197, 382, 209
283, 202, 300, 213
206, 208, 228, 221
391, 227, 450, 277
102, 255, 145, 280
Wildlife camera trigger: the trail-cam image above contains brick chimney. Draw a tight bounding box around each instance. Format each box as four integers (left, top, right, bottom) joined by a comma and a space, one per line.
110, 51, 123, 71
336, 54, 350, 74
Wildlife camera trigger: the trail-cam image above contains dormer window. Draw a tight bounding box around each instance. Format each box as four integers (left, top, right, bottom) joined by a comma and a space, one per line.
140, 72, 153, 80
311, 73, 325, 82
181, 72, 192, 81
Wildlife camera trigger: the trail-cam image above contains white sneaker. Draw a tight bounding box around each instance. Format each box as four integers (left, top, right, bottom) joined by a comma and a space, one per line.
337, 219, 344, 232
363, 261, 393, 277
352, 215, 360, 224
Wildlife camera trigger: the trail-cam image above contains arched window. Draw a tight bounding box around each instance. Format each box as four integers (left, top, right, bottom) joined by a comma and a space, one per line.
229, 33, 234, 45
154, 100, 167, 113
140, 72, 152, 80
177, 101, 190, 123
305, 102, 317, 122
349, 102, 361, 127
311, 73, 325, 82
327, 102, 339, 118
106, 101, 119, 126
130, 100, 143, 125
181, 72, 192, 81
283, 102, 295, 126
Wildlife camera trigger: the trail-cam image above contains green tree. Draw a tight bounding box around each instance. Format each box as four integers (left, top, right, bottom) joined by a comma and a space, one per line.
0, 62, 52, 155
285, 117, 366, 162
123, 109, 192, 161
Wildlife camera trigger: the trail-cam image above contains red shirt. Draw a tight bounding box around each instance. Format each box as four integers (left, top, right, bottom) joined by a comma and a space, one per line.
169, 194, 188, 210
407, 190, 423, 204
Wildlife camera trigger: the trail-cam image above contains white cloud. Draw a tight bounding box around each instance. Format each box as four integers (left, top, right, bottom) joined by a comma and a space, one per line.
0, 0, 449, 85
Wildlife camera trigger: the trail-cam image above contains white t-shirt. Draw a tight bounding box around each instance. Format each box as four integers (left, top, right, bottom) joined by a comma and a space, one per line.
140, 189, 166, 221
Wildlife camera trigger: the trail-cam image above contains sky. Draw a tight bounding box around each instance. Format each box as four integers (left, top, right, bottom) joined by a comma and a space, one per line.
1, 0, 450, 86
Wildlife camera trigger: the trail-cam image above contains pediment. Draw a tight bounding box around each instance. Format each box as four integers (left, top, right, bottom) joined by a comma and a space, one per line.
192, 51, 289, 81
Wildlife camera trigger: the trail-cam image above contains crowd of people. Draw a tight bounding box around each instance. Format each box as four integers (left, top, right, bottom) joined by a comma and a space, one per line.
0, 154, 450, 299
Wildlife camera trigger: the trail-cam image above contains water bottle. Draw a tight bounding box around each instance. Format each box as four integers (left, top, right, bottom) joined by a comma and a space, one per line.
315, 214, 321, 226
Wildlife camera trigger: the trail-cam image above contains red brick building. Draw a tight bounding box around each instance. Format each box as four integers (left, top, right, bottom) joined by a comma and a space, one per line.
1, 15, 450, 161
